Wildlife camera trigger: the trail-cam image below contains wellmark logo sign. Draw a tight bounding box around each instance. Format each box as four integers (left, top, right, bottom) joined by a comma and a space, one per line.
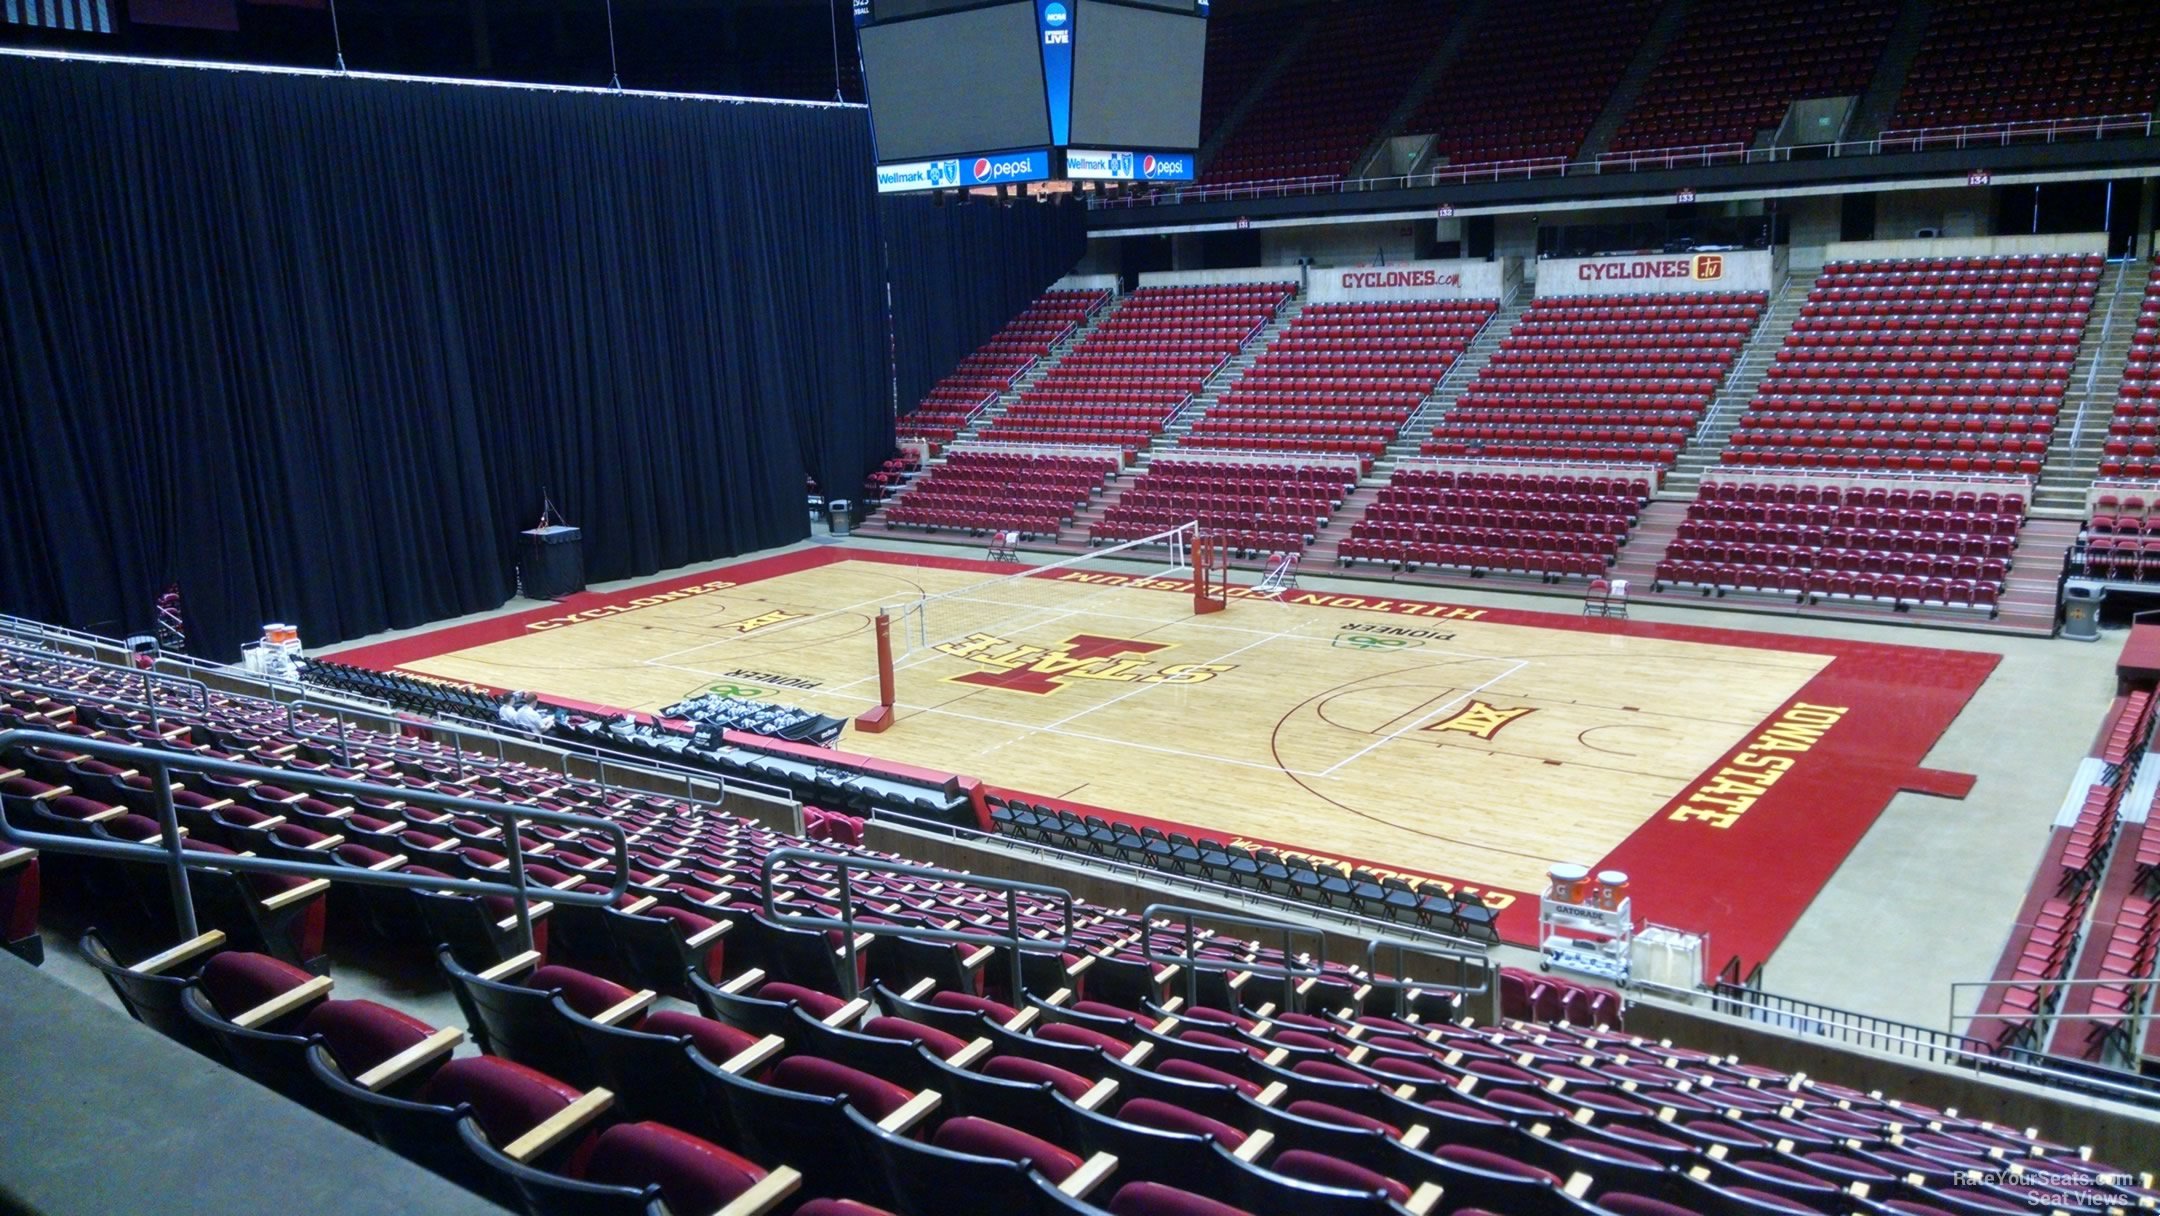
934, 631, 1235, 696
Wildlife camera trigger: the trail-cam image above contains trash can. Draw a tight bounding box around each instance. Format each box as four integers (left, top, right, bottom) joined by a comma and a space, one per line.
827, 498, 853, 538
2062, 583, 2103, 641
806, 494, 825, 530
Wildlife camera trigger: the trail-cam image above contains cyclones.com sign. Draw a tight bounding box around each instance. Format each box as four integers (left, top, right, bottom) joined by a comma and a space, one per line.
1341, 268, 1462, 291
1577, 253, 1724, 283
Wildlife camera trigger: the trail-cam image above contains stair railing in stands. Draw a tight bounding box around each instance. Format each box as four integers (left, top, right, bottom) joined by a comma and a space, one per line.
1140, 903, 1328, 1013
757, 846, 1076, 1003
0, 728, 631, 954
2067, 257, 2138, 452
1364, 936, 1497, 1023
0, 636, 212, 732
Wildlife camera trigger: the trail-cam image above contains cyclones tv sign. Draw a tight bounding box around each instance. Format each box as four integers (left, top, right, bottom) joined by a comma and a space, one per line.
1577, 253, 1725, 284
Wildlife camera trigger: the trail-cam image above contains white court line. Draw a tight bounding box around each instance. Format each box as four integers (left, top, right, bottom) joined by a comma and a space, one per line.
1034, 601, 1306, 735
1312, 658, 1529, 779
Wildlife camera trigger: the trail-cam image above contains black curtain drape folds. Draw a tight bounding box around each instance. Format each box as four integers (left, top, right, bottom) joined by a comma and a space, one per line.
882, 192, 1090, 418
0, 55, 901, 659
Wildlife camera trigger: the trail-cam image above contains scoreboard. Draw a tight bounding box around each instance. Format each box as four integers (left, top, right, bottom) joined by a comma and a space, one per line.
858, 0, 1207, 193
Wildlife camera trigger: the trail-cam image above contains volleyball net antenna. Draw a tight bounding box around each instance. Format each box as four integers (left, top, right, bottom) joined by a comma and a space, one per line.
855, 521, 1208, 733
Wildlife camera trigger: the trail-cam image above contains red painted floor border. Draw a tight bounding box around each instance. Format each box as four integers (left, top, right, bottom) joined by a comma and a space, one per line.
335, 545, 2001, 971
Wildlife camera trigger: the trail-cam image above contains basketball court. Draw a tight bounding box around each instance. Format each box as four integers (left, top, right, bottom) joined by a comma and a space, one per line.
334, 543, 2001, 967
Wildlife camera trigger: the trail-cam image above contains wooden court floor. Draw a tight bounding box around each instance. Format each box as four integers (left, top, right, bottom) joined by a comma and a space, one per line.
339, 547, 1999, 964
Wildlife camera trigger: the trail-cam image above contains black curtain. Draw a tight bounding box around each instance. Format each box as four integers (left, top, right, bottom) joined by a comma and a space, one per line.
0, 55, 895, 659
882, 192, 1090, 418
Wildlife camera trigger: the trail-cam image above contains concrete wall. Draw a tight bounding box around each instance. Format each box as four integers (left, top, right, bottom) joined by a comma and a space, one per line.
1135, 266, 1306, 288
1053, 273, 1119, 292
1874, 185, 1993, 242
1258, 220, 1423, 268
1826, 230, 2110, 262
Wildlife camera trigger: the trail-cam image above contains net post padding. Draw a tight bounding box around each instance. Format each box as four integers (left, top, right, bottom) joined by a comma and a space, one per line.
855, 611, 896, 733
1193, 533, 1230, 614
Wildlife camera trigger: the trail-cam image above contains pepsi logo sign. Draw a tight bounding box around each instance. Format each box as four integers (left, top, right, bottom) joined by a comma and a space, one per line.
973, 157, 991, 180
1142, 154, 1156, 174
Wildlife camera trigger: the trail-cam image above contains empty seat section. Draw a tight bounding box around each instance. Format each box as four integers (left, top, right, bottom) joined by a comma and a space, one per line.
1408, 0, 1656, 168
1609, 0, 1897, 154
1887, 0, 2160, 136
900, 290, 1108, 445
975, 284, 1295, 450
1181, 299, 1498, 463
1723, 253, 2101, 476
1339, 467, 1652, 580
1088, 459, 1358, 558
1422, 291, 1765, 470
1200, 0, 1457, 187
1653, 478, 2025, 613
878, 450, 1117, 538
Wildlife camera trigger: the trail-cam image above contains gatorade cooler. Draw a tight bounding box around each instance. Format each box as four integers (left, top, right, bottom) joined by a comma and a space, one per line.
1595, 870, 1631, 910
1547, 863, 1590, 904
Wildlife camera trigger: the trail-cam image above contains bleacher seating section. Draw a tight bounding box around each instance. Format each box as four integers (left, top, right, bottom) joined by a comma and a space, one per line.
1338, 467, 1652, 582
9, 618, 2160, 1210
1406, 0, 1655, 167
975, 285, 1295, 452
1888, 0, 2160, 133
1182, 300, 1498, 464
900, 291, 1108, 446
1653, 479, 2022, 613
1088, 460, 1356, 559
1200, 0, 1455, 187
2097, 259, 2160, 479
1609, 0, 1897, 153
1971, 682, 2152, 1061
879, 451, 1116, 539
1196, 6, 1302, 153
1724, 254, 2099, 475
1424, 292, 1764, 470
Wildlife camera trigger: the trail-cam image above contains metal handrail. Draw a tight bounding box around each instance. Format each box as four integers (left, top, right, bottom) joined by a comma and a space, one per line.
0, 636, 213, 730
1139, 902, 1329, 1012
0, 728, 632, 954
757, 846, 1076, 1002
2067, 258, 2137, 450
1363, 935, 1496, 1021
1090, 111, 2160, 210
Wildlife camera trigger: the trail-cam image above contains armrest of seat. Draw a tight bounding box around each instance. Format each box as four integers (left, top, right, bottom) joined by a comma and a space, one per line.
1057, 1152, 1118, 1199
710, 1165, 802, 1216
620, 896, 658, 914
0, 846, 33, 871
592, 990, 657, 1027
685, 920, 730, 950
81, 806, 126, 824
130, 930, 228, 975
366, 855, 408, 871
1076, 1078, 1117, 1111
355, 1027, 464, 1092
1152, 964, 1181, 986
249, 814, 288, 830
1399, 1124, 1430, 1151
1119, 1042, 1153, 1066
822, 997, 872, 1028
302, 834, 345, 851
716, 1034, 787, 1076
32, 785, 73, 800
503, 1088, 615, 1162
478, 950, 544, 982
875, 1089, 942, 1134
1254, 1082, 1287, 1107
718, 967, 766, 995
1230, 1129, 1273, 1163
900, 977, 936, 1002
1407, 1181, 1443, 1216
233, 975, 335, 1029
495, 901, 553, 932
1002, 1006, 1042, 1031
961, 945, 996, 969
261, 879, 330, 912
948, 1038, 994, 1070
551, 874, 592, 892
1065, 956, 1096, 978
